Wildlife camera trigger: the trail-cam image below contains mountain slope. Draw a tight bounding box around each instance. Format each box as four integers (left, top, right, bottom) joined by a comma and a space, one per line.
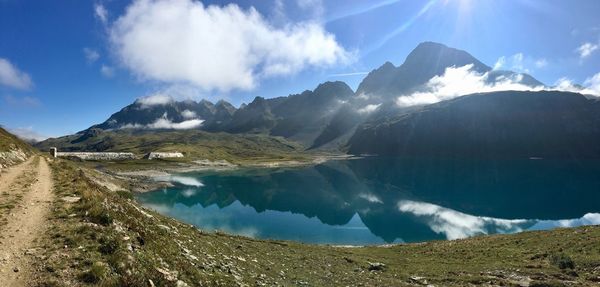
0, 127, 34, 169
356, 42, 542, 100
89, 98, 234, 131
36, 129, 307, 164
347, 90, 600, 159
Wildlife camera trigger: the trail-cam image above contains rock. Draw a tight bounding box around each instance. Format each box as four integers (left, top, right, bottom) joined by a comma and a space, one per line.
13, 267, 19, 272
61, 196, 81, 203
368, 262, 386, 271
409, 276, 429, 285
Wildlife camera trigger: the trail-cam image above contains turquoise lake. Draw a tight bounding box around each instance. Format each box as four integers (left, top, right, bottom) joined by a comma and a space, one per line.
136, 157, 600, 245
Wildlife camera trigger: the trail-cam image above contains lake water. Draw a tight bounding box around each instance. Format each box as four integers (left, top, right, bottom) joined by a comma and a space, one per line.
136, 157, 600, 245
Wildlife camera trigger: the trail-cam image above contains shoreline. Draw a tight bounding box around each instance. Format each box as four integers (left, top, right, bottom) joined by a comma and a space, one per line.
99, 154, 358, 193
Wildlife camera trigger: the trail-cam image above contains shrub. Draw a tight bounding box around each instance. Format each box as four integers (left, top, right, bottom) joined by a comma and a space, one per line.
79, 261, 108, 283
98, 237, 120, 255
88, 204, 113, 226
550, 253, 575, 269
116, 190, 134, 200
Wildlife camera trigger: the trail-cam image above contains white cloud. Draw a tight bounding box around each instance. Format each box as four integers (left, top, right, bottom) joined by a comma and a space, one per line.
3, 95, 41, 107
358, 193, 382, 204
494, 53, 547, 72
0, 58, 33, 90
135, 93, 174, 107
530, 213, 600, 230
552, 73, 600, 96
357, 103, 380, 114
493, 56, 505, 70
121, 118, 204, 130
100, 65, 115, 77
534, 58, 548, 68
576, 42, 598, 59
583, 72, 600, 94
511, 53, 525, 72
83, 47, 100, 63
494, 53, 532, 73
396, 64, 545, 107
181, 109, 197, 119
120, 111, 204, 130
168, 176, 203, 187
95, 3, 108, 24
5, 126, 48, 142
155, 175, 204, 187
109, 0, 351, 92
296, 0, 324, 19
398, 200, 531, 240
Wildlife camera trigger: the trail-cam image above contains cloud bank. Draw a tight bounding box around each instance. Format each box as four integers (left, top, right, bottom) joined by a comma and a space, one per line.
396, 64, 544, 107
0, 58, 33, 90
396, 64, 600, 107
109, 0, 351, 92
120, 117, 204, 130
135, 94, 174, 107
5, 126, 48, 142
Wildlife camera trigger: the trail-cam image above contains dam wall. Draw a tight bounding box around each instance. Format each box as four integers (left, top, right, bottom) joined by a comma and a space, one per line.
54, 151, 136, 160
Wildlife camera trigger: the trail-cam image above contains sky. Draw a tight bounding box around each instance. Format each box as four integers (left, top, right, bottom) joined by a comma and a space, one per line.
1, 0, 600, 139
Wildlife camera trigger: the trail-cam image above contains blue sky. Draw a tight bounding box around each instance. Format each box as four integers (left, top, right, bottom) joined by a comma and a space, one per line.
1, 0, 599, 139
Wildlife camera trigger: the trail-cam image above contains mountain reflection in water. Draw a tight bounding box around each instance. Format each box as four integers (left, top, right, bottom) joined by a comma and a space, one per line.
136, 157, 600, 244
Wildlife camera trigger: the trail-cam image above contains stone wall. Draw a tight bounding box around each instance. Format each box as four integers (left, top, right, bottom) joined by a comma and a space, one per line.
145, 152, 184, 160
55, 152, 136, 161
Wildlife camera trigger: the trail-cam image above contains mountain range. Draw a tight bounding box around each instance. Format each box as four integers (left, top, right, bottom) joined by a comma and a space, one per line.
38, 42, 600, 159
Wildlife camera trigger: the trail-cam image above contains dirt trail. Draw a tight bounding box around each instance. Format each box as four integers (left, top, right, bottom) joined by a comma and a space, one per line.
0, 157, 36, 191
0, 156, 54, 286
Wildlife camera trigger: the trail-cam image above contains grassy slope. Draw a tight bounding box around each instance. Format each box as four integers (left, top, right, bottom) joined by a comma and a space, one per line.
35, 129, 313, 165
0, 127, 34, 168
0, 127, 33, 152
32, 158, 600, 286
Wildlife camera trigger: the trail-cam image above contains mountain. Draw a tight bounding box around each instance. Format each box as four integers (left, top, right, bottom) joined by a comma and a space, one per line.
45, 41, 571, 156
312, 42, 546, 150
347, 90, 600, 159
89, 98, 235, 131
225, 96, 277, 133
82, 81, 355, 148
356, 42, 543, 101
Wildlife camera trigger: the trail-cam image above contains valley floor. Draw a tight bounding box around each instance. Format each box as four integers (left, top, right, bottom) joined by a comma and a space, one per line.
1, 156, 600, 286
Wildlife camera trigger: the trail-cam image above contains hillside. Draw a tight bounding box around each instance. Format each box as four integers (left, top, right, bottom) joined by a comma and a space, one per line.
0, 127, 34, 169
35, 129, 309, 165
348, 90, 600, 159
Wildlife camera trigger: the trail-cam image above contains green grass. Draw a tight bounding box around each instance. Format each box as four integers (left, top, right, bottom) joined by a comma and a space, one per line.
35, 129, 320, 166
0, 126, 34, 153
29, 158, 600, 286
